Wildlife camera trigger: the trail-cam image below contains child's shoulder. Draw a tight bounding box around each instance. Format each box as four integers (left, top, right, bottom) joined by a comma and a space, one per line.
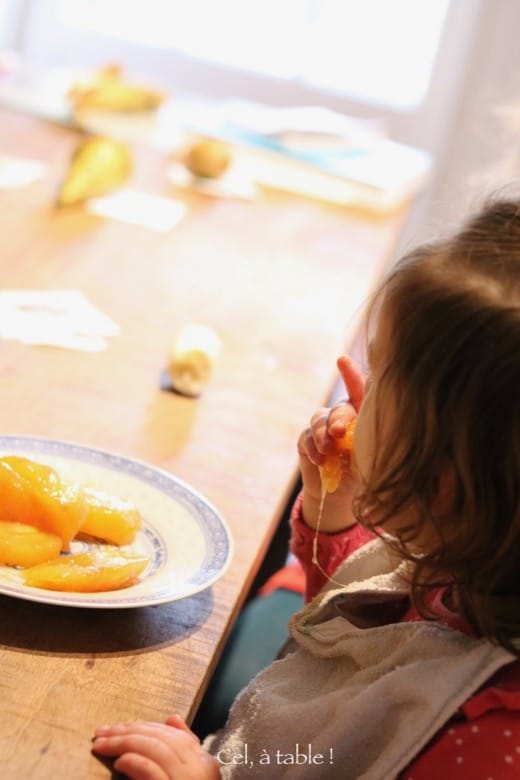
401, 660, 520, 780
462, 658, 520, 719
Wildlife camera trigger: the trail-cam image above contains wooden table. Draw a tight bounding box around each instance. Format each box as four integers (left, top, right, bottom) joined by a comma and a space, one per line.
0, 108, 408, 778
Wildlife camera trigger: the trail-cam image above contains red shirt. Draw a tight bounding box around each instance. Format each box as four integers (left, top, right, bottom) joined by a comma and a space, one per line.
261, 495, 520, 779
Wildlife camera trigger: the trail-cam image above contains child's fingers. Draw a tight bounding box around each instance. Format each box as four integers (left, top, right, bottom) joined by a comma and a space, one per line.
113, 751, 169, 780
308, 408, 339, 456
93, 733, 171, 760
94, 732, 218, 780
164, 714, 187, 730
327, 402, 356, 440
92, 719, 220, 780
303, 410, 329, 456
300, 403, 355, 461
165, 714, 199, 743
93, 725, 190, 762
95, 721, 184, 742
297, 427, 325, 466
337, 355, 365, 412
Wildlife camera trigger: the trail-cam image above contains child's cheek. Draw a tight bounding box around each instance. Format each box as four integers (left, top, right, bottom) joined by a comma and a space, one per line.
352, 391, 375, 482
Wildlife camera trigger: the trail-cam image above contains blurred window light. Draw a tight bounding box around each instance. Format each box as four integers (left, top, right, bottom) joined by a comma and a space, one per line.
55, 0, 450, 109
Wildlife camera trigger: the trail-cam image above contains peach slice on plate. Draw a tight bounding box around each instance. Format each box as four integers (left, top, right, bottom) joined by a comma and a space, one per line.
0, 456, 87, 549
0, 521, 62, 568
23, 548, 149, 592
79, 487, 141, 545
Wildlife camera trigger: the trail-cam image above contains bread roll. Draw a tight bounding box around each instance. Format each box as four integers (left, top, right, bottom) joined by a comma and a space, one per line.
167, 324, 221, 396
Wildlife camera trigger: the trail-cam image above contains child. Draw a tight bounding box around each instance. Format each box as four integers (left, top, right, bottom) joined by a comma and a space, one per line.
92, 197, 520, 778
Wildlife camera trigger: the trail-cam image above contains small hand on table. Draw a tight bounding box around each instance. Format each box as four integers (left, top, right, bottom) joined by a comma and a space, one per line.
92, 715, 220, 780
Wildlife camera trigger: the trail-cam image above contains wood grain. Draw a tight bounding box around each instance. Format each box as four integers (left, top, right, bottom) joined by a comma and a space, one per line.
0, 108, 408, 778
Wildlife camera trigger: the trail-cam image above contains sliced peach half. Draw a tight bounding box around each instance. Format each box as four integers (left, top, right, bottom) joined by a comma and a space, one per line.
79, 487, 142, 545
0, 456, 87, 550
0, 521, 62, 568
23, 548, 149, 592
320, 417, 357, 494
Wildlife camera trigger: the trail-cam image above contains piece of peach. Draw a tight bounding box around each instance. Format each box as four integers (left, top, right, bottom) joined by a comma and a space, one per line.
0, 521, 62, 568
79, 487, 141, 545
320, 417, 357, 494
0, 456, 87, 550
23, 548, 149, 592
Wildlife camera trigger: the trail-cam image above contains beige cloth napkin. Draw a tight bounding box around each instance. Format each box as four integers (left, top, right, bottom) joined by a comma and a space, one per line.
206, 538, 514, 779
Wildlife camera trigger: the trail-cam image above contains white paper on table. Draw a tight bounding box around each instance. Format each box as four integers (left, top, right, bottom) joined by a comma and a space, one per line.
87, 189, 187, 232
0, 290, 119, 352
0, 155, 46, 189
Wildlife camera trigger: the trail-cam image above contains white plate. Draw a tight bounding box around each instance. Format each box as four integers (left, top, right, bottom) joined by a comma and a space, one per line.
0, 436, 233, 608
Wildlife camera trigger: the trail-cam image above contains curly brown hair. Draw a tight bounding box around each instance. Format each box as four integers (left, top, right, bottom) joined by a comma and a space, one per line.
355, 197, 520, 655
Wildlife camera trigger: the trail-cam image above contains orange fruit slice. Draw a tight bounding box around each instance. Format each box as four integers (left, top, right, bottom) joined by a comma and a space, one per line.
0, 456, 87, 550
0, 521, 62, 568
23, 548, 149, 592
320, 417, 356, 494
79, 487, 141, 545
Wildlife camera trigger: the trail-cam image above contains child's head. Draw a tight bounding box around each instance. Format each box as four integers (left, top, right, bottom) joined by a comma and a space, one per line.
354, 197, 520, 652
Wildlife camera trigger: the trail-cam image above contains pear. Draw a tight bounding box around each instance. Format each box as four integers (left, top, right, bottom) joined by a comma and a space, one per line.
73, 81, 164, 113
58, 135, 132, 206
69, 64, 164, 113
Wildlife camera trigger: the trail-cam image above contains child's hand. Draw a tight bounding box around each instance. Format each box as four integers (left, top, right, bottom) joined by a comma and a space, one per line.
92, 715, 220, 780
298, 355, 365, 533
